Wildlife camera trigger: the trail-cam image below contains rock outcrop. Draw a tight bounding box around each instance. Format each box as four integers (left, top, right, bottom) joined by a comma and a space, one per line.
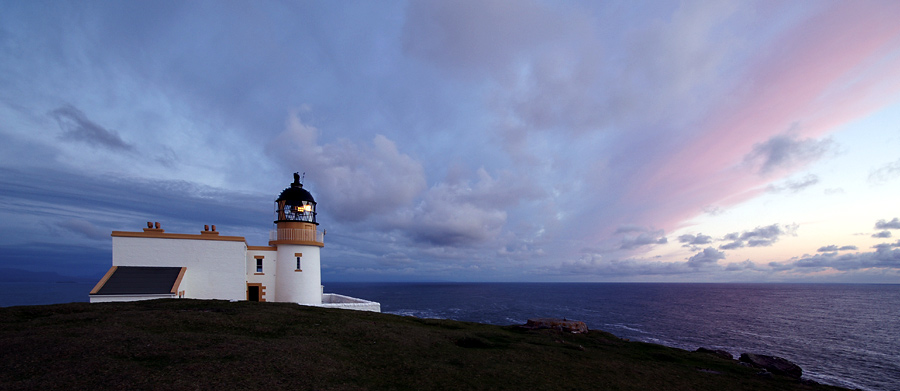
695, 347, 733, 361
738, 353, 803, 379
522, 318, 589, 333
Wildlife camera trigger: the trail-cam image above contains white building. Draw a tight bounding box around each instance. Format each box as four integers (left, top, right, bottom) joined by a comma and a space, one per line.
89, 173, 380, 312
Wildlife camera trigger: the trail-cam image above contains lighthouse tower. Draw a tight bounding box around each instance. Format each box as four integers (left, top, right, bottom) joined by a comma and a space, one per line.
271, 173, 324, 305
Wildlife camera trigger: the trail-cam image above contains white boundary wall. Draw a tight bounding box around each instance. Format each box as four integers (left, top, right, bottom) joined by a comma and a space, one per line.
320, 293, 381, 312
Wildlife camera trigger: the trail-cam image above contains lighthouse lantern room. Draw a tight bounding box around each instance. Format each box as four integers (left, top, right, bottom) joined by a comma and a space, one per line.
275, 172, 317, 225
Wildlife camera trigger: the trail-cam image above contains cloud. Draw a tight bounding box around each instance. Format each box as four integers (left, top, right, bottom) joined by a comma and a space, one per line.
3, 1, 900, 283
268, 111, 427, 223
555, 246, 724, 278
614, 225, 649, 235
744, 134, 832, 175
719, 241, 745, 250
872, 231, 892, 238
791, 246, 900, 271
817, 245, 858, 252
725, 260, 761, 272
873, 240, 900, 251
619, 229, 667, 250
687, 247, 726, 268
403, 195, 507, 247
399, 166, 548, 247
875, 218, 900, 230
0, 166, 272, 237
402, 0, 570, 77
557, 242, 900, 280
49, 105, 134, 152
677, 233, 713, 248
868, 159, 900, 184
719, 223, 796, 249
58, 219, 109, 241
768, 174, 819, 193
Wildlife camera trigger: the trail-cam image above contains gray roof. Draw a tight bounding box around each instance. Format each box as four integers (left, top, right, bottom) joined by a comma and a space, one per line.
91, 266, 184, 295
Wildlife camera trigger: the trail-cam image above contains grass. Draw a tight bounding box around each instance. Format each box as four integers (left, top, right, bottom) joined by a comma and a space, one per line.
0, 299, 849, 391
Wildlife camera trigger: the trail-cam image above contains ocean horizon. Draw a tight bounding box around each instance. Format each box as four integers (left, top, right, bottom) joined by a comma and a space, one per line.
2, 281, 898, 391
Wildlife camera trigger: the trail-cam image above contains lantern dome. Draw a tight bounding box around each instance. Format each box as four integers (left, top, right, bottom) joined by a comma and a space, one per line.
274, 173, 317, 224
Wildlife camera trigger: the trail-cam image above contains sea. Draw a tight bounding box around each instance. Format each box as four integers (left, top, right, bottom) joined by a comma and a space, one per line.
2, 282, 898, 391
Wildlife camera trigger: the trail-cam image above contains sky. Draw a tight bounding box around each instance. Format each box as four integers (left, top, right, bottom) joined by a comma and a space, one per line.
1, 0, 899, 283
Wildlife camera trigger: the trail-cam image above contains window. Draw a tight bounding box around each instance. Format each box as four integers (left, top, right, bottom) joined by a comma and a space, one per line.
253, 256, 264, 274
296, 256, 302, 271
295, 253, 302, 271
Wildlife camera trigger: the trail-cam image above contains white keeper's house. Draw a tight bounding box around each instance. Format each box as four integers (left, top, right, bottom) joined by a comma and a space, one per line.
89, 173, 380, 312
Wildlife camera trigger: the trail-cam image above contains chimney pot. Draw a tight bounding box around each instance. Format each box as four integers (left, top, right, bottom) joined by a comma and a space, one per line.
212, 225, 216, 232
155, 222, 160, 229
147, 222, 153, 228
204, 225, 209, 231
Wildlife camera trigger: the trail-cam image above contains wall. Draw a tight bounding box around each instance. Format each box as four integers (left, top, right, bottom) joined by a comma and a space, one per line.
246, 248, 277, 301
320, 293, 381, 312
275, 244, 321, 304
112, 236, 247, 301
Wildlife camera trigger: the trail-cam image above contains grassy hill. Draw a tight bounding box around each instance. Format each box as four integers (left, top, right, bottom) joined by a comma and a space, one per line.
0, 299, 848, 390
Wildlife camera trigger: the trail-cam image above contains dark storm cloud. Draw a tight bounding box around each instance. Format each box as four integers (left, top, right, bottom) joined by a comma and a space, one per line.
744, 134, 832, 175
875, 218, 900, 230
50, 105, 134, 152
718, 223, 795, 250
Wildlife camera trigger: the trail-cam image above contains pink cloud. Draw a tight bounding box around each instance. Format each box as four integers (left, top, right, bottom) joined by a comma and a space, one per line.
617, 2, 900, 235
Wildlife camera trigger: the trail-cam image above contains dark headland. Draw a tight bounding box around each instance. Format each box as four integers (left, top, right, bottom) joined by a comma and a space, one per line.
0, 299, 850, 391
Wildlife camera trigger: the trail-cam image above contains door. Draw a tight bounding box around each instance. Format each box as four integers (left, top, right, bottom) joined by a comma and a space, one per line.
248, 285, 260, 302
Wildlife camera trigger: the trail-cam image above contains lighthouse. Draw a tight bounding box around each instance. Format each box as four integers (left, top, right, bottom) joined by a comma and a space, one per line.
88, 173, 380, 312
271, 172, 323, 304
